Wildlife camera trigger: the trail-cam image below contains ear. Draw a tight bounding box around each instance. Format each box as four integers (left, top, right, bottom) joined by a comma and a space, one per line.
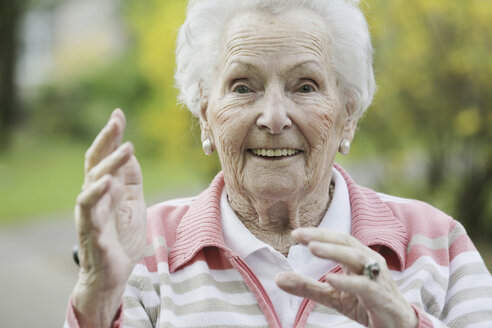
198, 86, 212, 143
342, 116, 358, 143
342, 97, 358, 143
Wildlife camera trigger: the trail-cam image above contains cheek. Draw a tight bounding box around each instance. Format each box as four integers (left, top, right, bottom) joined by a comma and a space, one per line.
209, 97, 256, 159
297, 96, 340, 154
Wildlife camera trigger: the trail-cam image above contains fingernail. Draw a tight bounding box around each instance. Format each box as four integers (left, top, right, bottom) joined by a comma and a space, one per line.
107, 117, 117, 127
292, 228, 302, 236
122, 142, 134, 154
292, 228, 308, 242
275, 272, 287, 280
275, 273, 295, 287
308, 241, 322, 252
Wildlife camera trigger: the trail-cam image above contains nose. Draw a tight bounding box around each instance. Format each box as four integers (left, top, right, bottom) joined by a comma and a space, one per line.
256, 95, 292, 134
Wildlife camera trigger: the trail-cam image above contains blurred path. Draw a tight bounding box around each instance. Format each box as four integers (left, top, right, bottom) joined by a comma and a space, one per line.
0, 214, 79, 327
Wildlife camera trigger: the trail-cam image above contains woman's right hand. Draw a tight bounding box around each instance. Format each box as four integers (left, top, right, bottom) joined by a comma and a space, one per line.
71, 109, 147, 327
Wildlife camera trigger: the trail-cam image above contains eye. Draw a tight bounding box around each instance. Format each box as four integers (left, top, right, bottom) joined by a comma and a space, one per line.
233, 85, 252, 94
297, 84, 315, 93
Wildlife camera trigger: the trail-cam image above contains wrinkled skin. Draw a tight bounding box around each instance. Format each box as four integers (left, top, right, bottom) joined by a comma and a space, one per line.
71, 109, 147, 327
200, 9, 418, 328
200, 9, 358, 255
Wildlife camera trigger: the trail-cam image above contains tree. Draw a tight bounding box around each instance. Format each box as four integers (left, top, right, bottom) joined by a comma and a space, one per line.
0, 0, 22, 151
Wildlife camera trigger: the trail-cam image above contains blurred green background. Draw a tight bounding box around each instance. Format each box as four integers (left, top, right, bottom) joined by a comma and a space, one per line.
1, 0, 491, 270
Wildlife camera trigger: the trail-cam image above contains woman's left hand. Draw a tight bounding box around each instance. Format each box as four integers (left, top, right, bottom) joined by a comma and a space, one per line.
275, 227, 418, 328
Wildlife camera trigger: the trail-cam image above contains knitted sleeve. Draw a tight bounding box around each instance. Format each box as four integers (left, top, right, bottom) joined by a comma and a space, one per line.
438, 222, 492, 327
121, 263, 161, 327
404, 221, 492, 327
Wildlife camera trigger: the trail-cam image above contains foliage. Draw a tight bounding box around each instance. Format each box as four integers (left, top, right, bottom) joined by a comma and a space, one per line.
358, 0, 492, 240
123, 0, 220, 175
27, 51, 150, 142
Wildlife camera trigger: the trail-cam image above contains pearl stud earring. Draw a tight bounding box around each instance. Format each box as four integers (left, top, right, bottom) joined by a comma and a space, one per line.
202, 138, 214, 155
338, 138, 351, 155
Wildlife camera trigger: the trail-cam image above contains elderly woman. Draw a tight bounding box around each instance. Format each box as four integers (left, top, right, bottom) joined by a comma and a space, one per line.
65, 0, 492, 327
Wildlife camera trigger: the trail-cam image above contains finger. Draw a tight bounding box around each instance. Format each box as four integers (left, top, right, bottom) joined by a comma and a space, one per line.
107, 173, 126, 210
91, 179, 125, 230
292, 227, 361, 248
122, 156, 143, 186
84, 142, 134, 187
76, 174, 111, 229
275, 272, 339, 304
325, 274, 419, 327
324, 273, 378, 301
84, 109, 126, 172
308, 241, 369, 274
77, 176, 126, 236
111, 107, 126, 126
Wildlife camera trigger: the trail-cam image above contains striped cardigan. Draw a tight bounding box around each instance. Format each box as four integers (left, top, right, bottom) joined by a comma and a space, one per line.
66, 164, 492, 327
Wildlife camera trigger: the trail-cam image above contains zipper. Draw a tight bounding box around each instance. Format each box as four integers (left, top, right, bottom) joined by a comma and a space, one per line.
293, 265, 343, 327
231, 255, 282, 328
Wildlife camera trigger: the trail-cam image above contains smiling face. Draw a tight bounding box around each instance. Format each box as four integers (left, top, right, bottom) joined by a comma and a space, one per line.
201, 9, 357, 219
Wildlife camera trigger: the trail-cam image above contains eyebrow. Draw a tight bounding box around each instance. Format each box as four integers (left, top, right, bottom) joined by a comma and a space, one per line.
225, 60, 260, 74
225, 59, 325, 76
222, 60, 265, 84
287, 60, 325, 75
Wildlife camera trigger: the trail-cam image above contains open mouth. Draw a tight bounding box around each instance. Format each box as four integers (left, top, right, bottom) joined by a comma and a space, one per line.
248, 148, 301, 158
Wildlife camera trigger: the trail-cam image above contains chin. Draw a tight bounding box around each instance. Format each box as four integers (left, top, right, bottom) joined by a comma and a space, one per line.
244, 169, 305, 202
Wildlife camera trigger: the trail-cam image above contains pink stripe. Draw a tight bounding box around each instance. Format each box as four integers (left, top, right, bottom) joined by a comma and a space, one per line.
385, 201, 454, 239
449, 234, 475, 262
406, 245, 450, 268
142, 253, 158, 272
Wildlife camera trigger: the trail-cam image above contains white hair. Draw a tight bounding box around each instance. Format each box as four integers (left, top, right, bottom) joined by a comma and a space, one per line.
175, 0, 375, 119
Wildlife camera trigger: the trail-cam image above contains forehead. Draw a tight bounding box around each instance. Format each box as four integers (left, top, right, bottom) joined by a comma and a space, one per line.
220, 9, 332, 71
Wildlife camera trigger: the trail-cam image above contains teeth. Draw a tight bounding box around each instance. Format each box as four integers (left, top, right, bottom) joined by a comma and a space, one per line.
251, 148, 300, 157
